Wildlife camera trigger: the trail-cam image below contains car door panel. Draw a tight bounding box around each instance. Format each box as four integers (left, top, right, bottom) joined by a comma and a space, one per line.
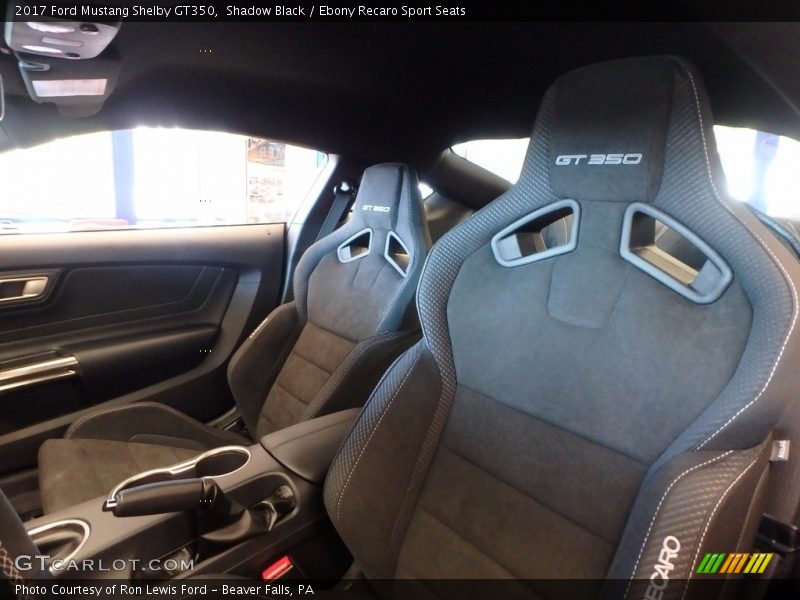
0, 264, 226, 342
0, 224, 285, 476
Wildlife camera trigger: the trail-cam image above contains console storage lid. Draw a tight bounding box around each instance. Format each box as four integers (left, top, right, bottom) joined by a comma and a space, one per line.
260, 409, 359, 484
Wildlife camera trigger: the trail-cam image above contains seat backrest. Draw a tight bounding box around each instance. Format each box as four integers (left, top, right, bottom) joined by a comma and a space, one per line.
228, 163, 430, 438
324, 57, 800, 599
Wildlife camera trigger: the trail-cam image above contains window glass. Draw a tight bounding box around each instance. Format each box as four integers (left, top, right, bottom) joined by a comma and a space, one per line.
419, 182, 434, 199
0, 128, 327, 234
714, 125, 800, 219
452, 128, 800, 219
452, 138, 529, 183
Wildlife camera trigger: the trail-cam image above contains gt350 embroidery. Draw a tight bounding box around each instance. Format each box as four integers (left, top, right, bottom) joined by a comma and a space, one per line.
555, 153, 643, 165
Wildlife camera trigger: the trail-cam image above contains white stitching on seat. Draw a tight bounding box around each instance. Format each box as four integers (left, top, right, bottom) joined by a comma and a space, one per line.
335, 345, 422, 524
624, 61, 797, 600
680, 66, 799, 450
0, 543, 23, 580
324, 345, 410, 484
679, 454, 760, 600
247, 314, 272, 340
623, 450, 733, 599
0, 541, 27, 590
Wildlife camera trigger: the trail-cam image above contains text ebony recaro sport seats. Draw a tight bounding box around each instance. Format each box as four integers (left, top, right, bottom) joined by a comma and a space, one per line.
37, 163, 431, 514
322, 57, 800, 597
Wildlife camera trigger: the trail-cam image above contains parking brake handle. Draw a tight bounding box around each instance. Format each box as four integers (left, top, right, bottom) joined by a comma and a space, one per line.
104, 478, 221, 517
104, 478, 296, 548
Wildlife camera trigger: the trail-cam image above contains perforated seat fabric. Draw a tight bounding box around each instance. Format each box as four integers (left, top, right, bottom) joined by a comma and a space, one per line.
38, 163, 430, 514
323, 58, 800, 599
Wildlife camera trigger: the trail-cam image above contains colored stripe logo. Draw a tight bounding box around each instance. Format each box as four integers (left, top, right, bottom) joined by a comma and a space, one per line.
696, 552, 774, 574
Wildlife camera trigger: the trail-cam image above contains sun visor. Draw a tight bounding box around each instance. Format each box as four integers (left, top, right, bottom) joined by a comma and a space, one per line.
16, 49, 120, 117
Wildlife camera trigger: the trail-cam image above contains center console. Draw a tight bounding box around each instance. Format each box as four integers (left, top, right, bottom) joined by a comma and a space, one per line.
23, 408, 359, 580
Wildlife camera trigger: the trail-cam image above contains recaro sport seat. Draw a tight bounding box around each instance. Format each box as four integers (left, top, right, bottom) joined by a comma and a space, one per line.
322, 57, 800, 598
38, 162, 431, 514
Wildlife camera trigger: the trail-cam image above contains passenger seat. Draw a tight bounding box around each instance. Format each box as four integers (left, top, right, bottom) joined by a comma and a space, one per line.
37, 163, 431, 514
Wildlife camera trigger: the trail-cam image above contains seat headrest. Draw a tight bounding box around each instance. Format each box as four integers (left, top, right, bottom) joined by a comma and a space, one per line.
539, 56, 698, 203
350, 163, 421, 231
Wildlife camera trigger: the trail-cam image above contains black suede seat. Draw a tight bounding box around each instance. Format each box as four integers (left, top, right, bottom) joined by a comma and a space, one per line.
38, 163, 431, 514
317, 57, 800, 597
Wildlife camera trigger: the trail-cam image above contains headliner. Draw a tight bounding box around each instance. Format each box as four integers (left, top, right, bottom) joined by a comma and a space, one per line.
1, 21, 799, 167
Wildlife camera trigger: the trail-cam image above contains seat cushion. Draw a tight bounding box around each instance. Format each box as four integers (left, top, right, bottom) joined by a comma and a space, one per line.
39, 438, 198, 514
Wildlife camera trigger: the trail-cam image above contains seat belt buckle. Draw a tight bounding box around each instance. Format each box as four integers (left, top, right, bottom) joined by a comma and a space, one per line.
756, 514, 800, 557
262, 555, 294, 580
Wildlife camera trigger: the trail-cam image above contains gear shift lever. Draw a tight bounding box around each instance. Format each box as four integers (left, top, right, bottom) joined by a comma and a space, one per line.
201, 484, 295, 546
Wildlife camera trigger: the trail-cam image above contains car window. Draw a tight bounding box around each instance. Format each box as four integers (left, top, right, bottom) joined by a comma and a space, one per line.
452, 138, 529, 184
453, 127, 800, 219
713, 125, 800, 219
0, 128, 327, 234
419, 182, 434, 199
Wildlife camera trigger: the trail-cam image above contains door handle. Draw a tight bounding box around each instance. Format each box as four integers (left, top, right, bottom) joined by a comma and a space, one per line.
0, 275, 49, 303
0, 355, 79, 393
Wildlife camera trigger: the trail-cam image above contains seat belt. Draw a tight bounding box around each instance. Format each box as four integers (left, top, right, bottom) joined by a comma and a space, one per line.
316, 181, 356, 241
745, 205, 800, 259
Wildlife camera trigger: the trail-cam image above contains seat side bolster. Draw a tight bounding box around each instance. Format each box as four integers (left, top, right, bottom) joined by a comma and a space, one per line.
324, 342, 442, 579
65, 401, 248, 449
227, 301, 302, 435
605, 439, 771, 600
